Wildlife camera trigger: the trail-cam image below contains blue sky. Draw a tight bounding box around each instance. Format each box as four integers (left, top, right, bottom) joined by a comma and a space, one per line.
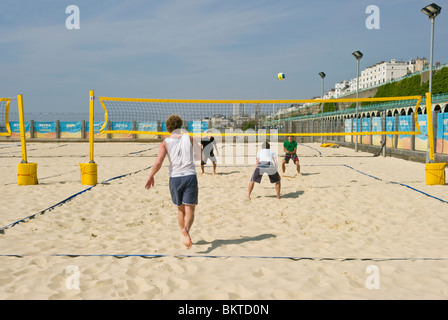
1, 0, 447, 113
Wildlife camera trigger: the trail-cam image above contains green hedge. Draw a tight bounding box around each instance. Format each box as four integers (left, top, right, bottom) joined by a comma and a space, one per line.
362, 67, 448, 106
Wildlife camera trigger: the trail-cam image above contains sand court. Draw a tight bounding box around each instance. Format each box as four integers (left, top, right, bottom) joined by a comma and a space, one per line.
1, 141, 448, 299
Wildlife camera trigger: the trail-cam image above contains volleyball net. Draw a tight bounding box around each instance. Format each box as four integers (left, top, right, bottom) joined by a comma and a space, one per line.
96, 94, 425, 137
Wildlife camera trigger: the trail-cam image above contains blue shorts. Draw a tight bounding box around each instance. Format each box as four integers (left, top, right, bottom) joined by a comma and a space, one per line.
169, 174, 198, 207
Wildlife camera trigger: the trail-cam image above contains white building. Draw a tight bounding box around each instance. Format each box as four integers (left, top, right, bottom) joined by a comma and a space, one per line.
333, 80, 351, 98
211, 115, 233, 129
347, 78, 358, 93
359, 59, 409, 90
233, 103, 244, 116
313, 57, 429, 109
277, 106, 297, 116
407, 57, 428, 73
328, 77, 363, 99
323, 88, 336, 99
254, 104, 261, 120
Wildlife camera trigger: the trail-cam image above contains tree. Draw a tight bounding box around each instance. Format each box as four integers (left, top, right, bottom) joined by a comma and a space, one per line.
433, 67, 448, 94
242, 120, 257, 131
323, 102, 336, 113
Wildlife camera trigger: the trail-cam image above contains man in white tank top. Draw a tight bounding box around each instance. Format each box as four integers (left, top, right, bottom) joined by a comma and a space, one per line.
145, 114, 201, 249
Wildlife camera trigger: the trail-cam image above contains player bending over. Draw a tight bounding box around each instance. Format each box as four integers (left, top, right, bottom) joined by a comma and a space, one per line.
200, 133, 219, 174
248, 142, 281, 199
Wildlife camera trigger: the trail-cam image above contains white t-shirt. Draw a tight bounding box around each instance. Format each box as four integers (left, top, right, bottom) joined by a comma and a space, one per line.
165, 134, 197, 177
256, 149, 277, 164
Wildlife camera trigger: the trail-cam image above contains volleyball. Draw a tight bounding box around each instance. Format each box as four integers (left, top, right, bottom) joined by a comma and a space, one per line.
277, 73, 285, 80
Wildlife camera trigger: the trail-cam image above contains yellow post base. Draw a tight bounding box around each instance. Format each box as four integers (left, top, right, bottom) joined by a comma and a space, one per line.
321, 143, 339, 148
426, 163, 446, 185
18, 163, 38, 186
79, 163, 98, 186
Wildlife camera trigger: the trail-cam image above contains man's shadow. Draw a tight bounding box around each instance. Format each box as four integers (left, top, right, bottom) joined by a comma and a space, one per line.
195, 233, 276, 254
216, 171, 240, 176
263, 190, 304, 199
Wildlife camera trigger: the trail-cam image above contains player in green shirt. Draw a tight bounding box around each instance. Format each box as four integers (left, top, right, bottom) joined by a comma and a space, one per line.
282, 136, 301, 175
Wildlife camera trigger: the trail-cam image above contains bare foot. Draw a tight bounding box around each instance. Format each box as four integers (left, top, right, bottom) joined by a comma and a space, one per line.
181, 228, 192, 249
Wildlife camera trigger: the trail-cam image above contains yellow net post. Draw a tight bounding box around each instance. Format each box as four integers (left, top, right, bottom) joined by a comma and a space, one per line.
18, 95, 27, 163
426, 92, 435, 162
79, 90, 98, 185
17, 94, 38, 185
424, 92, 446, 185
89, 90, 95, 163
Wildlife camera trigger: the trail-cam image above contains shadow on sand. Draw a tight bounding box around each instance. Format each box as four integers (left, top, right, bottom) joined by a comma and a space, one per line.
263, 190, 304, 199
195, 233, 276, 254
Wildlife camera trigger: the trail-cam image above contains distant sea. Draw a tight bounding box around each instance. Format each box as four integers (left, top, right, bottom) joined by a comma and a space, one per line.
7, 112, 104, 122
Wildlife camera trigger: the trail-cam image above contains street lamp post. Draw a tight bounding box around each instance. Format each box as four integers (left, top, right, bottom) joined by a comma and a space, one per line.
319, 72, 326, 144
352, 51, 363, 152
421, 3, 442, 163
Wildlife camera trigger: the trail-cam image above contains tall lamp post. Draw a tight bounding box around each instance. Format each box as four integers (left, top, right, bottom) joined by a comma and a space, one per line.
319, 72, 326, 144
352, 50, 363, 152
421, 3, 442, 163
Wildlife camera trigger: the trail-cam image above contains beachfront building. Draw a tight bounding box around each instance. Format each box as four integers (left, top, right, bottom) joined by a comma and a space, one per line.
333, 79, 359, 98
210, 114, 233, 130
233, 103, 244, 117
334, 80, 348, 98
295, 57, 431, 116
324, 78, 359, 99
359, 59, 409, 89
325, 57, 429, 98
323, 89, 336, 100
254, 104, 261, 121
407, 57, 428, 73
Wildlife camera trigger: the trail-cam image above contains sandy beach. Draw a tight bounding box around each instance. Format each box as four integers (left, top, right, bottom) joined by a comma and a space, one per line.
1, 141, 448, 300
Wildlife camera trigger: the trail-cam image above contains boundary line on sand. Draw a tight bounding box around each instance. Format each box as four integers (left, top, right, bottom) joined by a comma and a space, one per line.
0, 253, 447, 261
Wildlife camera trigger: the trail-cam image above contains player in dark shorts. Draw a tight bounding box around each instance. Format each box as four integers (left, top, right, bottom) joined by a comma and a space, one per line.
282, 135, 301, 175
200, 135, 218, 174
248, 142, 281, 199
